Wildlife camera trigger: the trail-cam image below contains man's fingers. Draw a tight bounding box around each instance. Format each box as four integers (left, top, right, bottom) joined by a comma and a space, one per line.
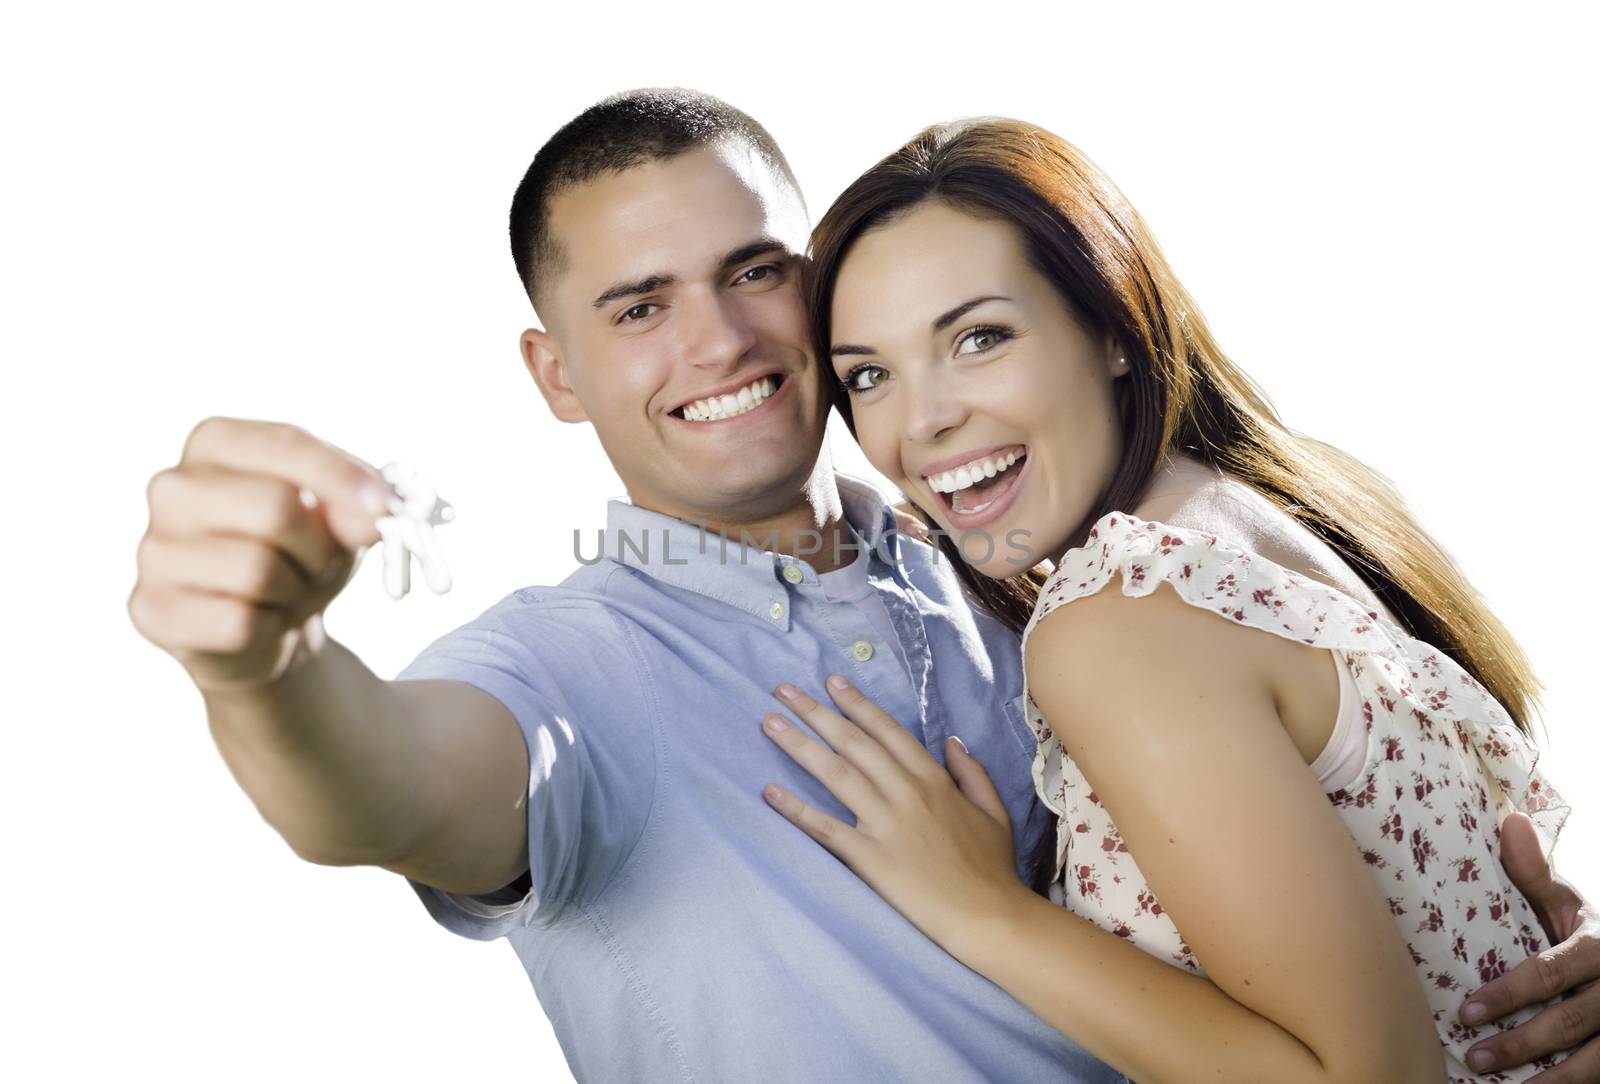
136, 532, 310, 607
819, 676, 946, 782
1466, 938, 1600, 1027
180, 417, 390, 550
1528, 1035, 1599, 1083
1466, 980, 1600, 1077
761, 713, 882, 819
889, 501, 931, 543
128, 587, 279, 654
1502, 812, 1559, 920
762, 782, 865, 865
147, 464, 349, 580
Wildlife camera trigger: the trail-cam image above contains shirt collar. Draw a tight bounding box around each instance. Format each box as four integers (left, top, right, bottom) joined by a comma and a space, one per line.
597, 474, 915, 620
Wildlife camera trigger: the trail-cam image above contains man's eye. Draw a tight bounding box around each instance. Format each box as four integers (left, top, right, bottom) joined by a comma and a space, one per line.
956, 325, 1013, 355
842, 364, 889, 393
619, 303, 659, 324
735, 263, 783, 286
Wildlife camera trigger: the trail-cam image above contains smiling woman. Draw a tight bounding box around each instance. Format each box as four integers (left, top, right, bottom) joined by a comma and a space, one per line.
778, 117, 1593, 1082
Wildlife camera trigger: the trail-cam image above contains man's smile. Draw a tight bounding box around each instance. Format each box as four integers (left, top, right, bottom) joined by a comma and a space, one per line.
669, 372, 789, 424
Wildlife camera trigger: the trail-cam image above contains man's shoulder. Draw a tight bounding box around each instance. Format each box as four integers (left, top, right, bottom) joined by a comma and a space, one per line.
407, 563, 643, 671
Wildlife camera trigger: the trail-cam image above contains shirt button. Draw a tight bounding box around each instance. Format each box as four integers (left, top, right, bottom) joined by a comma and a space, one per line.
850, 640, 874, 662
769, 601, 786, 621
781, 565, 805, 585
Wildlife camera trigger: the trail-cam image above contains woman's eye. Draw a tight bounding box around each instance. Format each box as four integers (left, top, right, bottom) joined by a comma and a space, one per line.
956, 325, 1012, 355
842, 364, 889, 393
619, 303, 659, 324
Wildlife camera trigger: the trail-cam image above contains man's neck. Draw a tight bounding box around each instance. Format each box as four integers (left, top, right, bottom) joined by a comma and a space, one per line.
634, 470, 858, 575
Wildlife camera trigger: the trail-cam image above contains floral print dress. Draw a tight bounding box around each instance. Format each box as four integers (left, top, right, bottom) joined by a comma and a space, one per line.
1020, 512, 1571, 1081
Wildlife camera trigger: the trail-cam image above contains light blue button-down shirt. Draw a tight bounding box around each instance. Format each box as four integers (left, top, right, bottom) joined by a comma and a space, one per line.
396, 476, 1123, 1083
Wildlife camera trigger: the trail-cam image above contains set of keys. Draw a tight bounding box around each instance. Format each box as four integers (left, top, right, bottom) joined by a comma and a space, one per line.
374, 461, 455, 600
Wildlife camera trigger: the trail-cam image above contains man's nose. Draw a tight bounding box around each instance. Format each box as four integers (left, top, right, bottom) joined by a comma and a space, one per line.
904, 371, 968, 444
687, 293, 758, 372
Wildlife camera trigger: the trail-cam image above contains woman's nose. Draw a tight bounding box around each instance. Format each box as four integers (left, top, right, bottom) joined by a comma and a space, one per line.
904, 375, 968, 444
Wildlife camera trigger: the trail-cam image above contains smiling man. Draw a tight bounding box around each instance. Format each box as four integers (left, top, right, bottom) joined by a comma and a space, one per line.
131, 88, 1600, 1082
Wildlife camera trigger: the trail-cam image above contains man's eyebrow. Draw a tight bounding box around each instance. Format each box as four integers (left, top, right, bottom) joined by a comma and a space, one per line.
717, 238, 792, 272
831, 295, 1013, 356
589, 239, 793, 311
592, 274, 677, 310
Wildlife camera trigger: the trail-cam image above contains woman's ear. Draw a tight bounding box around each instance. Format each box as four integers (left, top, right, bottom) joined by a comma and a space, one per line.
521, 328, 588, 423
1105, 335, 1131, 380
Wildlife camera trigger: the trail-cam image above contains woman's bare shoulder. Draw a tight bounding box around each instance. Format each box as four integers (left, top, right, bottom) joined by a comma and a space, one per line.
1133, 454, 1395, 622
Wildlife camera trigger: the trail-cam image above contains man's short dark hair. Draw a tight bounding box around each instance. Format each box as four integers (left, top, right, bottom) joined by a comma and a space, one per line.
509, 87, 803, 315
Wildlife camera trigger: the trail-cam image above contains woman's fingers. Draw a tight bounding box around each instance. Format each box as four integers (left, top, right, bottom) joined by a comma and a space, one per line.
772, 681, 921, 797
943, 737, 1011, 830
816, 675, 948, 783
763, 781, 868, 866
761, 712, 883, 819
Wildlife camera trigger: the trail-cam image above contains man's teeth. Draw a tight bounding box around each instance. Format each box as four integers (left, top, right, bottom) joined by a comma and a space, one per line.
926, 449, 1024, 494
680, 376, 778, 422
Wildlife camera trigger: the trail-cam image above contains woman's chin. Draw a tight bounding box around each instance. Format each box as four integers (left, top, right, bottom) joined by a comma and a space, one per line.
927, 515, 1048, 578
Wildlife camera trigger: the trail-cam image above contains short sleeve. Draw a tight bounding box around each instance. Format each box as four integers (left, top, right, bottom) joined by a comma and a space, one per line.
392, 591, 658, 940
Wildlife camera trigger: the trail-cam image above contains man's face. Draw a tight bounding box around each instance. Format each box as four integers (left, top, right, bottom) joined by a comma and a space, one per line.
524, 142, 828, 526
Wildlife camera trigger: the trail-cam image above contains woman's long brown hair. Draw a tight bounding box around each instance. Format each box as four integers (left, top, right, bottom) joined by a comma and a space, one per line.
804, 118, 1544, 894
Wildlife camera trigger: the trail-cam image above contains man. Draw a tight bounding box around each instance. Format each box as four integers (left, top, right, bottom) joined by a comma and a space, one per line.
129, 89, 1600, 1081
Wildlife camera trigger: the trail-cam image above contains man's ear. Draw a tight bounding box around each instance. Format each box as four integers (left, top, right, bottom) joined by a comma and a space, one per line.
521, 328, 588, 423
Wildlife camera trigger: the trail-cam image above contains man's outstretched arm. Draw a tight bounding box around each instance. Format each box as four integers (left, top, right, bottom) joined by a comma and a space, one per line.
130, 417, 529, 896
1464, 812, 1600, 1079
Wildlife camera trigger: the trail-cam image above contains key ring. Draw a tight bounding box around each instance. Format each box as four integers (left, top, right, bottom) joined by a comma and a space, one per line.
375, 461, 454, 600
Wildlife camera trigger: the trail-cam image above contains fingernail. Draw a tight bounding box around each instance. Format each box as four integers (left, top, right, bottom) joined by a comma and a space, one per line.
764, 784, 786, 804
947, 736, 968, 753
774, 683, 800, 701
1468, 1048, 1494, 1071
1463, 1002, 1488, 1024
763, 714, 788, 734
826, 674, 849, 692
360, 483, 392, 518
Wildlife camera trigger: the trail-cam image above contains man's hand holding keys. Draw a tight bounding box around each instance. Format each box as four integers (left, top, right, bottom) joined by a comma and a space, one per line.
128, 416, 392, 693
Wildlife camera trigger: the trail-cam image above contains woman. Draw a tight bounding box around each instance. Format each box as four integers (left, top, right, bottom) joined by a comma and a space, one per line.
757, 119, 1571, 1082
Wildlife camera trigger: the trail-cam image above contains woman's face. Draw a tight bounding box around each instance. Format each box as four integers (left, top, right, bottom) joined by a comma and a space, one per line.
828, 200, 1129, 577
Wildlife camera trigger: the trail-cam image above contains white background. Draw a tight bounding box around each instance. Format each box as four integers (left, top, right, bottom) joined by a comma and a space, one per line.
5, 3, 1595, 1080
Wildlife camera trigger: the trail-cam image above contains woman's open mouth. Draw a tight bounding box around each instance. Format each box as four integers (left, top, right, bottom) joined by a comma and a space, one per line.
924, 445, 1029, 530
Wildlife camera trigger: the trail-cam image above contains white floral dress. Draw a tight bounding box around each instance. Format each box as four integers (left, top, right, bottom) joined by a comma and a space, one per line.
1021, 511, 1571, 1082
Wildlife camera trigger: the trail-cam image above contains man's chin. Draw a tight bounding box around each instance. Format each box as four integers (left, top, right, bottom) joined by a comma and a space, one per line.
644, 454, 825, 526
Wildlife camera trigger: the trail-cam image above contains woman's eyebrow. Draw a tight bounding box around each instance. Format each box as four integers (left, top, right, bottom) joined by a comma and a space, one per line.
932, 295, 1010, 331
832, 295, 1013, 356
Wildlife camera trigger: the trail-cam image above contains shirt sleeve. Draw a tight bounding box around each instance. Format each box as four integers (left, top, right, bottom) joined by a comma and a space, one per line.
391, 591, 658, 940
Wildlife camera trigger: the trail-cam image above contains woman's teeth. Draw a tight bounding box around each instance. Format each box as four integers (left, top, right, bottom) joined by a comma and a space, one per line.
926, 448, 1024, 494
678, 376, 779, 422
